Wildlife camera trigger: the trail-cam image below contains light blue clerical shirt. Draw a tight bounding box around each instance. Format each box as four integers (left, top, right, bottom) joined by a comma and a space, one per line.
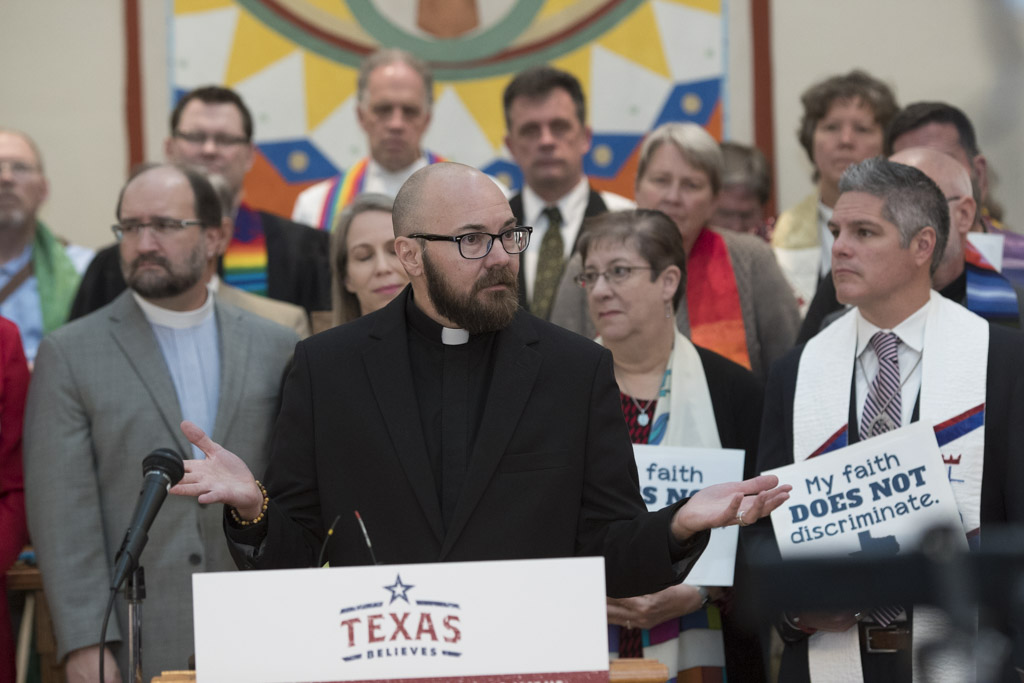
133, 290, 220, 459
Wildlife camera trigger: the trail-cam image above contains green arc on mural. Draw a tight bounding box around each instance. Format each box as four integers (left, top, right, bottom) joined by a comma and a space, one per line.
236, 0, 647, 80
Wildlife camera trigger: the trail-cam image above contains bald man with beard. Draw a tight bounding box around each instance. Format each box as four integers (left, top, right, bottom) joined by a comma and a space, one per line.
170, 162, 790, 600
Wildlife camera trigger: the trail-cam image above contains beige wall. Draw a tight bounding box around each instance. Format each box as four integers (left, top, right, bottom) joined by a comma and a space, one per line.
2, 1, 1022, 250
0, 1, 127, 249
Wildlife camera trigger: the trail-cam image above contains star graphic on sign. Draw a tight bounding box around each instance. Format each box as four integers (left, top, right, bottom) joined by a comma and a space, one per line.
384, 574, 415, 604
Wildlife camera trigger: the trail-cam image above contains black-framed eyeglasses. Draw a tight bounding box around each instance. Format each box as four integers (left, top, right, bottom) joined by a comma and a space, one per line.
408, 226, 532, 260
112, 218, 204, 241
574, 265, 654, 289
173, 130, 250, 147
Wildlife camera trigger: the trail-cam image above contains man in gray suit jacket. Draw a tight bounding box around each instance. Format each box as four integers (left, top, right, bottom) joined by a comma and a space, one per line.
23, 164, 297, 683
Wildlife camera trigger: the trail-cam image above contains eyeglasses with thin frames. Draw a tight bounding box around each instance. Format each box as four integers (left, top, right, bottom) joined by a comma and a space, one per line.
112, 218, 204, 241
574, 265, 654, 289
0, 160, 41, 179
408, 226, 533, 260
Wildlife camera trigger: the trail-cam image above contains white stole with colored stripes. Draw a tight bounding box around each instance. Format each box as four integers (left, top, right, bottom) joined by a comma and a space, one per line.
793, 290, 987, 683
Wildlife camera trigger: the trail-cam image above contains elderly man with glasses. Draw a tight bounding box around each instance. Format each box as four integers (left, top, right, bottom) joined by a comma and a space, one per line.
0, 129, 93, 363
171, 163, 790, 606
24, 163, 298, 683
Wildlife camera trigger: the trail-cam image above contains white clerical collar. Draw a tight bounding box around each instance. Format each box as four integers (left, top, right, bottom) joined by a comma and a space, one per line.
854, 296, 930, 358
132, 286, 216, 329
365, 155, 430, 192
208, 274, 222, 293
441, 327, 469, 345
521, 175, 590, 226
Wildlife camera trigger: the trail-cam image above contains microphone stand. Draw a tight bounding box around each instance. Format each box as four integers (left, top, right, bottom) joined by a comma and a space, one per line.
125, 565, 146, 683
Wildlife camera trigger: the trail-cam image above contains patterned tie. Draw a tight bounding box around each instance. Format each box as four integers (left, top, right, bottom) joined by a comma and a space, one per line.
532, 206, 564, 319
860, 332, 901, 439
860, 331, 904, 627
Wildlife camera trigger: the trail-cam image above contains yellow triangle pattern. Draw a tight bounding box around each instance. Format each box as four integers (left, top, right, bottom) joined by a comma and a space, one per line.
595, 2, 670, 78
551, 47, 592, 107
305, 0, 355, 21
304, 52, 357, 130
175, 0, 233, 14
454, 75, 514, 150
537, 0, 578, 22
669, 0, 721, 14
224, 10, 297, 86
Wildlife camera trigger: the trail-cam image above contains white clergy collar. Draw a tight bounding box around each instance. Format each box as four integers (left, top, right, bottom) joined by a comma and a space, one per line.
364, 155, 430, 196
441, 327, 469, 345
132, 286, 215, 329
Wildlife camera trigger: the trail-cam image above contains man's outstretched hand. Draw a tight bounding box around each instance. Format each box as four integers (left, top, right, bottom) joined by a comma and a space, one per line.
670, 474, 791, 541
170, 421, 264, 520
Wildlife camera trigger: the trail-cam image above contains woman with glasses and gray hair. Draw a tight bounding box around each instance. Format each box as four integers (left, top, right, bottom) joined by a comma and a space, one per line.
552, 122, 799, 380
575, 208, 765, 682
314, 193, 409, 333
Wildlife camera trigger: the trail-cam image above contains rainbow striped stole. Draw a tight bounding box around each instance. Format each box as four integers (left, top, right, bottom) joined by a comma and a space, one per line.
222, 204, 268, 296
964, 239, 1020, 322
316, 152, 449, 231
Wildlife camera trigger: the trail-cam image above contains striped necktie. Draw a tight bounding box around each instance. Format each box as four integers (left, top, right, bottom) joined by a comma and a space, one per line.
861, 332, 901, 438
861, 330, 904, 627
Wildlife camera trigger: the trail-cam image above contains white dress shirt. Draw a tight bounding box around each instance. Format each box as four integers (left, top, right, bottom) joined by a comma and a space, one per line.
520, 177, 634, 301
853, 298, 930, 431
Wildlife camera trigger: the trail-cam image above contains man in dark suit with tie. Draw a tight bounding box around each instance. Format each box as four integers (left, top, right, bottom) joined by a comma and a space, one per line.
753, 157, 1024, 682
503, 66, 634, 319
70, 86, 331, 319
173, 162, 789, 600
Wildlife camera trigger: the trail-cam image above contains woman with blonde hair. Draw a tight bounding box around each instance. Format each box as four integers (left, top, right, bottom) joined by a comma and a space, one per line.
315, 192, 408, 332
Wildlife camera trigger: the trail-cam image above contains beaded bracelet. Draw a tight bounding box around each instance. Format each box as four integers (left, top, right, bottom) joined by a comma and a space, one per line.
229, 479, 268, 526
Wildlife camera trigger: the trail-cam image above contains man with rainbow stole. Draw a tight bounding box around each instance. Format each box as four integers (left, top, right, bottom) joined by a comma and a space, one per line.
292, 49, 443, 232
755, 157, 1024, 682
71, 86, 331, 319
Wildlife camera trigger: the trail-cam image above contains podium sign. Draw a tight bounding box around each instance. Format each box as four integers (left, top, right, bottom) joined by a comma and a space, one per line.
765, 422, 964, 560
193, 557, 609, 683
633, 444, 744, 586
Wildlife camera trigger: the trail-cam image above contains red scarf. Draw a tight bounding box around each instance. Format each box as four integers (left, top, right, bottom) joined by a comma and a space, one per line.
686, 228, 750, 369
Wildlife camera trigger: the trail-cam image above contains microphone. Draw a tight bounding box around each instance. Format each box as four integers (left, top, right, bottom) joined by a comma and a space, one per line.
110, 449, 185, 590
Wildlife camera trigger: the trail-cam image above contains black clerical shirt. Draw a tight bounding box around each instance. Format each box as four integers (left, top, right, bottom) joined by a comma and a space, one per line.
405, 294, 497, 529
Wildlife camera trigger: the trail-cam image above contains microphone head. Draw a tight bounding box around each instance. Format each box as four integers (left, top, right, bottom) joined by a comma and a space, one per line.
142, 448, 185, 485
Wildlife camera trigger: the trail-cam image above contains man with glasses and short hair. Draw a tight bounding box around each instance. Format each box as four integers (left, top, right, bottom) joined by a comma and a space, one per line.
0, 129, 93, 363
170, 163, 790, 605
70, 86, 331, 320
24, 163, 298, 683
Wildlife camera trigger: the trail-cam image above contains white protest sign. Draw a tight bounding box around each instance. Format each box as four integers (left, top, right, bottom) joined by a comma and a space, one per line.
765, 422, 964, 560
193, 557, 608, 683
633, 444, 745, 586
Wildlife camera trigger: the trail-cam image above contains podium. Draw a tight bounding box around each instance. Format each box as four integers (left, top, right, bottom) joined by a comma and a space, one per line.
154, 660, 670, 683
192, 557, 632, 683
